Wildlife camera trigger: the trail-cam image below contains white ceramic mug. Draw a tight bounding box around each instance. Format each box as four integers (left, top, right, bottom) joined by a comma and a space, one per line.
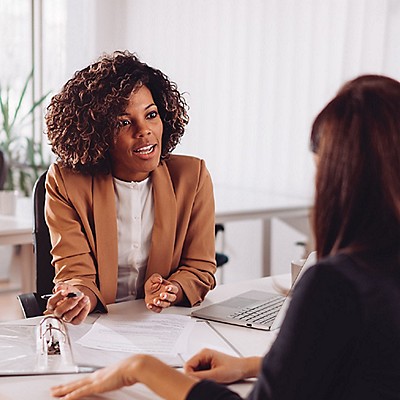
291, 258, 306, 285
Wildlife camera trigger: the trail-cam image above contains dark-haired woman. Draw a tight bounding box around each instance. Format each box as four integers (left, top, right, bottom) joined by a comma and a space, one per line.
44, 51, 216, 325
52, 74, 400, 399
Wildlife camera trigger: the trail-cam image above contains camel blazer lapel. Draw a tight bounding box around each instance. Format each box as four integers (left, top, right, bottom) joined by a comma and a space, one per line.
145, 162, 177, 280
93, 173, 118, 304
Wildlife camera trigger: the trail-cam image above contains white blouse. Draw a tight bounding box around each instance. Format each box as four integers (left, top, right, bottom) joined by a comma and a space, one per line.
113, 176, 154, 302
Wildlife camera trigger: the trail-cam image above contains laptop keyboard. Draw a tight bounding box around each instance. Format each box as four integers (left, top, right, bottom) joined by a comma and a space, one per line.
229, 295, 285, 325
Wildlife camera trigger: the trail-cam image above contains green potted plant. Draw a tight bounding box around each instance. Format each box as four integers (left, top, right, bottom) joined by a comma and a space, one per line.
0, 70, 51, 196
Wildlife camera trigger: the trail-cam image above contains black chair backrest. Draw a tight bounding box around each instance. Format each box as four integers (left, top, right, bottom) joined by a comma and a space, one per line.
215, 224, 229, 267
33, 171, 55, 301
0, 149, 7, 190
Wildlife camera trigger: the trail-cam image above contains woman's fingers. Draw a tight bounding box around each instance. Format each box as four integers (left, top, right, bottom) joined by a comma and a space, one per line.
146, 303, 162, 313
46, 283, 79, 311
166, 284, 178, 293
46, 292, 90, 324
148, 274, 163, 291
145, 275, 180, 312
184, 349, 214, 373
159, 291, 177, 303
61, 296, 90, 324
51, 376, 93, 398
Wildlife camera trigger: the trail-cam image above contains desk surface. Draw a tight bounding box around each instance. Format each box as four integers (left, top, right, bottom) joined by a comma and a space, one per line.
0, 197, 32, 245
0, 275, 290, 400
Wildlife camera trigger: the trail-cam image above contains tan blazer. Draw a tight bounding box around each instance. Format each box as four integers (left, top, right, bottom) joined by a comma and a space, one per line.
45, 155, 216, 311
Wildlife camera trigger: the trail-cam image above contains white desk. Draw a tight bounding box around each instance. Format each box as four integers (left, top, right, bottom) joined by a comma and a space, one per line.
214, 185, 312, 276
0, 275, 289, 400
0, 188, 311, 292
0, 197, 34, 292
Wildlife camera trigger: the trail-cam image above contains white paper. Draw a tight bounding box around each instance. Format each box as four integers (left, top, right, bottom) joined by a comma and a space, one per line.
179, 320, 240, 361
76, 314, 195, 356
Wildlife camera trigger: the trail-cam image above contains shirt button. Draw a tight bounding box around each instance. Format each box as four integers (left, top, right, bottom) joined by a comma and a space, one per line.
133, 243, 139, 248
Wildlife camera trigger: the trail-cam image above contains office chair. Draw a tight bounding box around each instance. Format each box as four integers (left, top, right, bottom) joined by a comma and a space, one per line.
0, 149, 8, 190
215, 224, 229, 268
17, 171, 54, 317
17, 171, 229, 318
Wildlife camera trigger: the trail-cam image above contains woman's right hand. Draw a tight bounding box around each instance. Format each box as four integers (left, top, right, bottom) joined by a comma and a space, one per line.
44, 283, 91, 325
184, 348, 261, 384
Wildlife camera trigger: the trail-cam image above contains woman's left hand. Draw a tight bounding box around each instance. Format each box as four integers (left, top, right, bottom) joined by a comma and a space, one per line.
51, 354, 197, 400
51, 355, 139, 399
144, 273, 180, 313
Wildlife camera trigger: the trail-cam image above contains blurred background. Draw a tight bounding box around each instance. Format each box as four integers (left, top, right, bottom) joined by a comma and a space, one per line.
1, 0, 400, 312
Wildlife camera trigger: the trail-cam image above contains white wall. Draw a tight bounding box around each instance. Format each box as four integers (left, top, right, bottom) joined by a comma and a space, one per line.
39, 0, 400, 281
57, 0, 400, 199
116, 0, 400, 197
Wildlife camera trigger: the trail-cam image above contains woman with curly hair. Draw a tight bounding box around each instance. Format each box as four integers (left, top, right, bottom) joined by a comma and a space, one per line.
43, 51, 216, 324
52, 75, 400, 399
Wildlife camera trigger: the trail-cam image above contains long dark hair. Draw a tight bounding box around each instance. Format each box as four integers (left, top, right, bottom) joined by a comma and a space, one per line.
310, 75, 400, 258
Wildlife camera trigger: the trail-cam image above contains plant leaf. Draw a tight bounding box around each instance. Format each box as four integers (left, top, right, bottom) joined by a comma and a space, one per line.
20, 90, 51, 123
10, 69, 33, 130
0, 87, 11, 142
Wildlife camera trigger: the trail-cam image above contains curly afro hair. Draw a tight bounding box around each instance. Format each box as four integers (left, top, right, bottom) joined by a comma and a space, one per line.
45, 50, 189, 174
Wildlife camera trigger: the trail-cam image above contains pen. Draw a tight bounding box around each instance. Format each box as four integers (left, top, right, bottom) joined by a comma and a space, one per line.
40, 292, 79, 300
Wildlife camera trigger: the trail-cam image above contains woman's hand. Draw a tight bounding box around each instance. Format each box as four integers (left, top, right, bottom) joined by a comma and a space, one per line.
144, 273, 180, 313
44, 283, 91, 325
51, 355, 139, 399
184, 348, 262, 384
51, 354, 196, 400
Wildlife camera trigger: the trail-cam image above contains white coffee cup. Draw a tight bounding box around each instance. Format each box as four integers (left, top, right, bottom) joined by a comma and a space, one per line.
291, 258, 306, 285
0, 190, 19, 216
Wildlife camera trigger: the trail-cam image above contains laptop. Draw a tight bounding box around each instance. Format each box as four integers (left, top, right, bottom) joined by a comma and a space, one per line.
191, 252, 316, 331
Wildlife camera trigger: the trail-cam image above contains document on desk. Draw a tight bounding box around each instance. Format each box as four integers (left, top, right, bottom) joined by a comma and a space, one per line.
76, 314, 192, 355
73, 313, 238, 368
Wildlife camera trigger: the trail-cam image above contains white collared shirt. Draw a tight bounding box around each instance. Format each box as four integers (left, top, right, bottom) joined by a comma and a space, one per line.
113, 176, 154, 302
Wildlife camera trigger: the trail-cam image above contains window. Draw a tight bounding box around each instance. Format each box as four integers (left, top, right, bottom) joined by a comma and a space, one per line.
0, 0, 33, 139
